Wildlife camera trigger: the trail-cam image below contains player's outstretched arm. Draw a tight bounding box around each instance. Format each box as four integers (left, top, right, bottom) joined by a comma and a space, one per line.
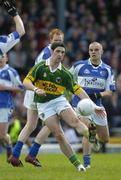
13, 15, 25, 37
3, 0, 25, 37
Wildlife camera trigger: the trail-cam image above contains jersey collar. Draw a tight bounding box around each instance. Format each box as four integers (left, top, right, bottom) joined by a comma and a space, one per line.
88, 58, 103, 67
0, 64, 9, 70
46, 58, 62, 72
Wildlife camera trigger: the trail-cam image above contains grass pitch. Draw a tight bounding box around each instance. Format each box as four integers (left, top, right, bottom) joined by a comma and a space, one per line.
0, 153, 121, 180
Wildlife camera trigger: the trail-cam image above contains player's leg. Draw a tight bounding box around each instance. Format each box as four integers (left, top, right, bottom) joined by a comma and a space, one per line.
60, 109, 91, 168
18, 108, 38, 142
18, 90, 38, 142
96, 125, 109, 143
92, 125, 109, 153
45, 115, 85, 171
0, 123, 12, 161
10, 108, 38, 166
0, 108, 13, 162
78, 116, 95, 168
25, 126, 51, 166
25, 98, 85, 171
57, 98, 89, 168
60, 108, 89, 139
91, 110, 109, 151
34, 126, 51, 144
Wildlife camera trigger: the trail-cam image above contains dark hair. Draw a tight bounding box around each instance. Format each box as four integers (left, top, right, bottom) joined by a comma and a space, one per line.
51, 42, 66, 51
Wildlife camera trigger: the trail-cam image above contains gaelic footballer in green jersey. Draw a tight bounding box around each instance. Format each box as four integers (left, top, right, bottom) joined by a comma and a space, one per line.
24, 59, 83, 103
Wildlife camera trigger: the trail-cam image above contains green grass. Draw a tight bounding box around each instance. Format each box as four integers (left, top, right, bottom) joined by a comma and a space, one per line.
0, 153, 121, 180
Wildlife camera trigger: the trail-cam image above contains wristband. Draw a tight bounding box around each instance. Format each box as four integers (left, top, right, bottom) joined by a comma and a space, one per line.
89, 93, 102, 101
34, 87, 38, 92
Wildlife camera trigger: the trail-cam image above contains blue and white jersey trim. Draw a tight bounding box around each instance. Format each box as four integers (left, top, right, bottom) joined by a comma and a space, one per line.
70, 59, 116, 107
0, 64, 23, 108
0, 31, 20, 54
35, 44, 51, 64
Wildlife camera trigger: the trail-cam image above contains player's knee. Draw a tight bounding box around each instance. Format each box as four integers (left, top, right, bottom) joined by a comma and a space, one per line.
82, 127, 89, 138
69, 117, 80, 128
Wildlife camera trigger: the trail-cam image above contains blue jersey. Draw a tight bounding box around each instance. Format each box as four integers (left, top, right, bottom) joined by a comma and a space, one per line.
0, 64, 23, 108
0, 31, 20, 55
70, 59, 116, 107
35, 44, 51, 64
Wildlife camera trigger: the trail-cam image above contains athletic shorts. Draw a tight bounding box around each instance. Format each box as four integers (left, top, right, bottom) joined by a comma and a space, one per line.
37, 96, 72, 121
0, 108, 13, 123
76, 107, 107, 126
23, 90, 37, 110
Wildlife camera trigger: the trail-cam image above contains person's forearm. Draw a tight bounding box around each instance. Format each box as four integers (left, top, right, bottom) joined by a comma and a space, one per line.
0, 85, 23, 92
100, 90, 112, 97
77, 88, 90, 99
13, 15, 25, 37
23, 79, 36, 91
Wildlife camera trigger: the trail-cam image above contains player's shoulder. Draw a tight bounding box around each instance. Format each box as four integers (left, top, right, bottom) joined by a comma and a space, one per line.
73, 59, 88, 68
101, 61, 112, 70
34, 60, 45, 67
62, 65, 73, 78
35, 44, 51, 63
62, 64, 69, 71
7, 66, 18, 75
41, 44, 51, 52
9, 31, 20, 40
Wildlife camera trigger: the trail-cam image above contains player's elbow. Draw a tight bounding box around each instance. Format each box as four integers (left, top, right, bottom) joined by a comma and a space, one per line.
19, 27, 25, 37
14, 15, 25, 37
23, 78, 33, 90
23, 79, 29, 87
21, 27, 25, 36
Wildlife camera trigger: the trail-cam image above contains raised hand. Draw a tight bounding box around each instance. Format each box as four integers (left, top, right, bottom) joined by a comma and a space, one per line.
94, 105, 106, 118
3, 0, 18, 17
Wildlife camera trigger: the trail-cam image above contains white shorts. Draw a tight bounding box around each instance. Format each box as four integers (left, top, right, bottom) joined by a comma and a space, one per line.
88, 109, 107, 126
76, 108, 107, 126
23, 90, 37, 110
37, 96, 72, 121
0, 108, 13, 123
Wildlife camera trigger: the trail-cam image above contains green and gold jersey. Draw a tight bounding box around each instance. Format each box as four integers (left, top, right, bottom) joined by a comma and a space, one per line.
24, 60, 83, 103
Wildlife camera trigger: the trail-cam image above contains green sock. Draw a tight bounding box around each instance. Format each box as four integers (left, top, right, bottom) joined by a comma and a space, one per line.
69, 154, 81, 168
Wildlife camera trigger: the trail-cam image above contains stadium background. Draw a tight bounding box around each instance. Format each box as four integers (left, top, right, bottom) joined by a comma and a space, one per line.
0, 0, 121, 149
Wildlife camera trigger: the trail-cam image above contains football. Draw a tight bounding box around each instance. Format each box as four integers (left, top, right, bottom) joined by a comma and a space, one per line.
77, 99, 95, 116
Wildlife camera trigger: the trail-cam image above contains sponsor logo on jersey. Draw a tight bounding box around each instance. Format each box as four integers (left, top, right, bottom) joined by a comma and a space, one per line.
84, 78, 105, 89
100, 70, 106, 77
35, 80, 66, 95
78, 76, 105, 89
84, 69, 90, 74
43, 82, 57, 92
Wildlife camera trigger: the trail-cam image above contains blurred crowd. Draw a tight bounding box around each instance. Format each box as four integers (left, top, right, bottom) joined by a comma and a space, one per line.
0, 0, 121, 138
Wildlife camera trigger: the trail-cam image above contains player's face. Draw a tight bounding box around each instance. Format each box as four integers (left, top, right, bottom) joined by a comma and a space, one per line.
52, 47, 65, 63
51, 34, 64, 43
89, 44, 103, 62
0, 54, 8, 67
